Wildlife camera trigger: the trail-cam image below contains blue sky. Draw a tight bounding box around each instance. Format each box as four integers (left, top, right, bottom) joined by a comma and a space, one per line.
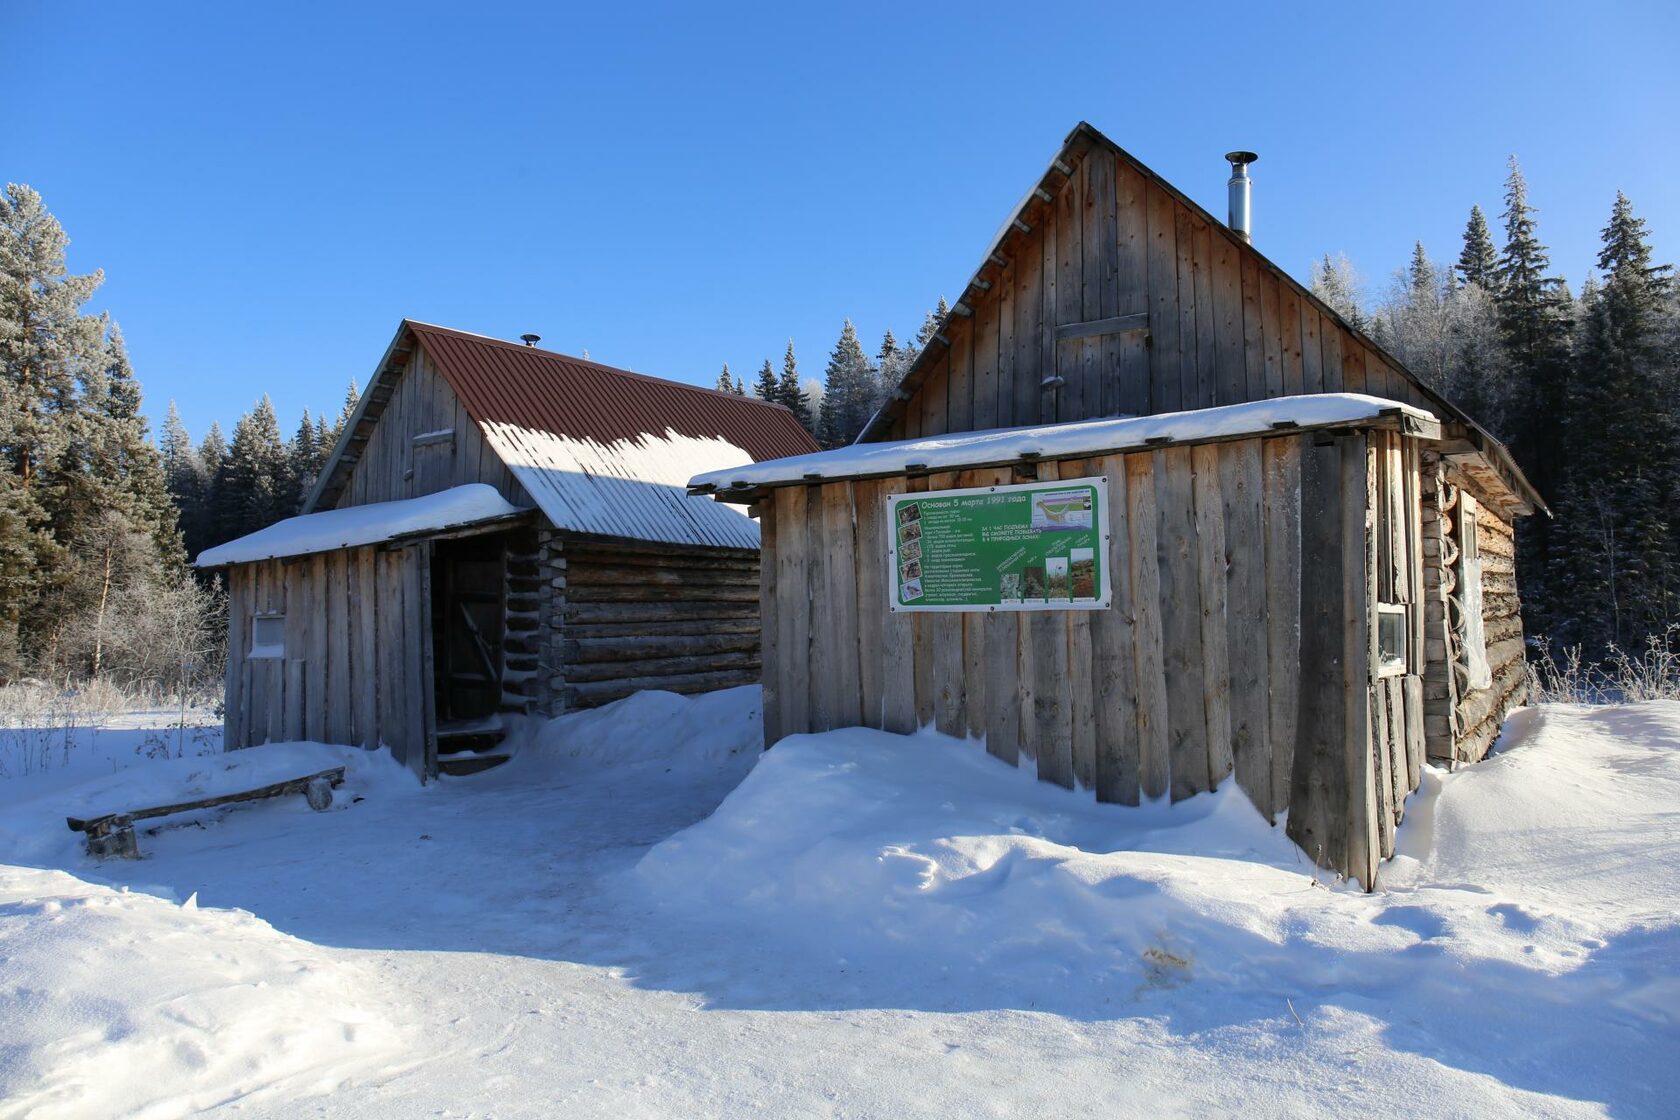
8, 1, 1677, 441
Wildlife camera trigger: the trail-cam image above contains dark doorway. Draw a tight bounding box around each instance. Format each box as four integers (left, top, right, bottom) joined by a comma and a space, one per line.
431, 535, 507, 726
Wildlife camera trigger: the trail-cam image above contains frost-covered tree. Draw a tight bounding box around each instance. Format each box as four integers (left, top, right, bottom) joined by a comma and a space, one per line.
714, 363, 733, 393
1310, 253, 1366, 329
817, 320, 876, 447
915, 298, 950, 348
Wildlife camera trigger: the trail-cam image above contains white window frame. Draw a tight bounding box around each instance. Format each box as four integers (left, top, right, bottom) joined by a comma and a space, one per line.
1375, 603, 1408, 678
249, 613, 286, 660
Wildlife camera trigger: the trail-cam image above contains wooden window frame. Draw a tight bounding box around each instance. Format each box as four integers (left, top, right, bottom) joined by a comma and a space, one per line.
250, 613, 286, 660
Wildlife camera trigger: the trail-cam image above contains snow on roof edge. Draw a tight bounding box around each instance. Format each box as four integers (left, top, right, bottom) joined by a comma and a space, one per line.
195, 484, 526, 568
691, 394, 1437, 492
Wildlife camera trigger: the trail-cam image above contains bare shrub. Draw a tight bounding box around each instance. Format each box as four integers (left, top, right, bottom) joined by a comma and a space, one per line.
1528, 624, 1680, 704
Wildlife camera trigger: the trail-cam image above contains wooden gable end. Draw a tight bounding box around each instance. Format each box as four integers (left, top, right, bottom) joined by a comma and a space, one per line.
313, 330, 528, 512
879, 126, 1441, 444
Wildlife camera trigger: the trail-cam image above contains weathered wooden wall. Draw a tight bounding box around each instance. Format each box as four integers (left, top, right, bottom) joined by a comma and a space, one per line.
1286, 430, 1427, 886
223, 542, 436, 777
882, 141, 1440, 443
338, 347, 526, 509
761, 427, 1434, 888
539, 533, 762, 710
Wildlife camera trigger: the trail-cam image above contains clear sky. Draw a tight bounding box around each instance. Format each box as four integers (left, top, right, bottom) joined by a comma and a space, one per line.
8, 1, 1677, 441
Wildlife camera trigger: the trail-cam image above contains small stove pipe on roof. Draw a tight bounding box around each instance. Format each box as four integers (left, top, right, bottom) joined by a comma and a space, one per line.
520, 333, 541, 347
1224, 151, 1258, 244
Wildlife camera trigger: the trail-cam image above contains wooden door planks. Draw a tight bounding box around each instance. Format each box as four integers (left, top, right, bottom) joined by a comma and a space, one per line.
1191, 445, 1234, 790
1090, 453, 1140, 805
1221, 439, 1270, 810
1126, 452, 1171, 799
1262, 438, 1302, 820
1154, 447, 1208, 800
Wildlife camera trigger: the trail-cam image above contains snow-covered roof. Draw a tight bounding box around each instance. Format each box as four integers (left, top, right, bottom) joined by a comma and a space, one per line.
691, 394, 1437, 494
483, 424, 763, 550
195, 484, 526, 568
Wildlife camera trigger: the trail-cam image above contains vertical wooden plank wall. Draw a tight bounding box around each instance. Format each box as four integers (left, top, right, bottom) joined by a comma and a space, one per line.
220, 543, 435, 780
336, 346, 526, 511
764, 432, 1360, 840
880, 141, 1451, 445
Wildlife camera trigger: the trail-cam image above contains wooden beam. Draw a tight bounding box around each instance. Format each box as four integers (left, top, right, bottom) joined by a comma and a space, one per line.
1053, 313, 1151, 343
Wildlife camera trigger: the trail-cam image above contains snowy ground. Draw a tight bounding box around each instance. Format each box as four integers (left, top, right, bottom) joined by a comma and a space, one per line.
1, 689, 1675, 1118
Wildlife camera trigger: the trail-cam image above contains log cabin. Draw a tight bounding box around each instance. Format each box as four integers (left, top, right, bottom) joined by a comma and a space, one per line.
691, 122, 1544, 889
197, 321, 820, 779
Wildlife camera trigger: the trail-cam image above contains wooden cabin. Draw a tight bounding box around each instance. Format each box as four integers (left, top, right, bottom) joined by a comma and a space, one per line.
198, 321, 820, 779
692, 122, 1543, 889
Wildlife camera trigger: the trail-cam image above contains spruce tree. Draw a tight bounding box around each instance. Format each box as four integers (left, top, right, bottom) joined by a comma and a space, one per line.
1551, 193, 1677, 651
1311, 253, 1366, 329
714, 363, 734, 393
916, 298, 950, 348
1493, 156, 1573, 629
752, 358, 778, 401
289, 409, 320, 513
777, 340, 812, 432
817, 320, 874, 447
1457, 205, 1499, 290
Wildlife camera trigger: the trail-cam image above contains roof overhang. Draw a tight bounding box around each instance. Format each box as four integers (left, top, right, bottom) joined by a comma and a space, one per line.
690, 394, 1488, 504
196, 484, 532, 568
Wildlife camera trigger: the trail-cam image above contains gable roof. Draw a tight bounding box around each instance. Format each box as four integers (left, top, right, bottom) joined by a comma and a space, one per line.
306, 321, 821, 549
858, 121, 1543, 515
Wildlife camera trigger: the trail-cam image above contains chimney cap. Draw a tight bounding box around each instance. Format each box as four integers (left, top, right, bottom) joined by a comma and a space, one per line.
1224, 151, 1259, 167
519, 333, 541, 347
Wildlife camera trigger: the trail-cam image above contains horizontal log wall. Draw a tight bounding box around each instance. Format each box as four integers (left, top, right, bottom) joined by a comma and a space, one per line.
339, 345, 526, 509
1453, 493, 1527, 762
886, 141, 1437, 443
545, 533, 762, 709
223, 543, 435, 778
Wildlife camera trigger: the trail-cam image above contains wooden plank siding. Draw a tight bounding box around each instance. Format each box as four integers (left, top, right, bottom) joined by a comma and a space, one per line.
336, 345, 527, 511
759, 425, 1426, 887
222, 543, 437, 780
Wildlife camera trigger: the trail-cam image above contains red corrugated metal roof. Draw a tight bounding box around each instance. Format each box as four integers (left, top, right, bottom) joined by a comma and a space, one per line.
406, 321, 819, 462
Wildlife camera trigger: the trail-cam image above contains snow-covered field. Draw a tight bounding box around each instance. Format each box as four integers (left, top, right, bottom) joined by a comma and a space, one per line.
1, 688, 1675, 1118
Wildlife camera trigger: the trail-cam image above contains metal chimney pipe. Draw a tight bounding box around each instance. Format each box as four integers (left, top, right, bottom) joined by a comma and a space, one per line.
520, 333, 541, 347
1224, 151, 1258, 244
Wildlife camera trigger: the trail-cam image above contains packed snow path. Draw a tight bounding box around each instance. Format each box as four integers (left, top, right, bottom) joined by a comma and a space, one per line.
1, 691, 1675, 1118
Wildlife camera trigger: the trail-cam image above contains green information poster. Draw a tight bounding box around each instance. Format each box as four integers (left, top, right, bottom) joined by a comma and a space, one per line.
887, 476, 1111, 612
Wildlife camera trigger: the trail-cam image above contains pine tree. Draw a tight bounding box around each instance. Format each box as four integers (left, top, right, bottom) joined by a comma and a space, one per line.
752, 358, 778, 401
1457, 205, 1499, 290
0, 183, 182, 677
714, 363, 734, 393
777, 340, 812, 432
733, 376, 745, 395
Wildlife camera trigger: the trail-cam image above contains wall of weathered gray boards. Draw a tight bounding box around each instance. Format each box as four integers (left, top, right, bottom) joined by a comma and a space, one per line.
339, 347, 525, 508
223, 542, 437, 776
758, 419, 1480, 889
877, 141, 1446, 442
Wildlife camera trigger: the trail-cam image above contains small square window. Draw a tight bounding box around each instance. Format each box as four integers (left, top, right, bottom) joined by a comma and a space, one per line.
250, 615, 285, 659
1376, 604, 1407, 677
